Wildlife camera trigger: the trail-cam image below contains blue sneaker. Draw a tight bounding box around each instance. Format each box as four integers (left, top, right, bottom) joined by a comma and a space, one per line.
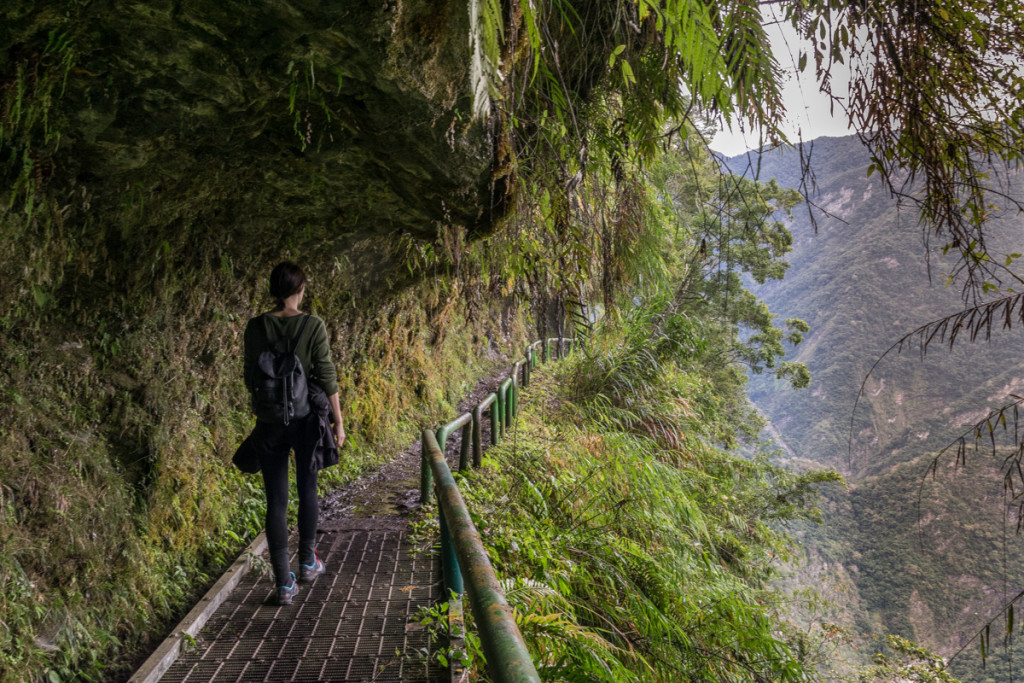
276, 572, 299, 606
299, 552, 325, 583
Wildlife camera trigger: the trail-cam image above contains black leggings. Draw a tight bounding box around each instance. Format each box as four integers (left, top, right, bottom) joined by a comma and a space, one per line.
255, 418, 319, 587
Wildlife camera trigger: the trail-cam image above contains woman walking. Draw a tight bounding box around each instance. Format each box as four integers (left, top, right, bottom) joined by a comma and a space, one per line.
243, 261, 346, 605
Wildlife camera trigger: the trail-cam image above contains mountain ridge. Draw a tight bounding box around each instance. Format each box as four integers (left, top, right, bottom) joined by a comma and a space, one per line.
739, 134, 1024, 680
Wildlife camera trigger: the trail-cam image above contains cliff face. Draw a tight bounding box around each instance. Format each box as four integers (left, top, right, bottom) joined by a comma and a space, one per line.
3, 0, 496, 253
0, 3, 521, 678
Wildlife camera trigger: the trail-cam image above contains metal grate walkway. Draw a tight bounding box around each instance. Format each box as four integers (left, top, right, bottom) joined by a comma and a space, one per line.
143, 368, 508, 682
160, 526, 445, 682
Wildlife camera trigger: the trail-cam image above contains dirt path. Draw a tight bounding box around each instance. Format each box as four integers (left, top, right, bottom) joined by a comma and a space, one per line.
318, 368, 507, 532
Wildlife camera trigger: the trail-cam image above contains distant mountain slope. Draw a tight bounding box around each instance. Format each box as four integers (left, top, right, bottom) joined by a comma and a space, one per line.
743, 135, 1024, 478
737, 135, 1024, 680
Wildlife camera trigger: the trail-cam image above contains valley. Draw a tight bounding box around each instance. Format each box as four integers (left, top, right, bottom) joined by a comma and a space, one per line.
746, 135, 1024, 680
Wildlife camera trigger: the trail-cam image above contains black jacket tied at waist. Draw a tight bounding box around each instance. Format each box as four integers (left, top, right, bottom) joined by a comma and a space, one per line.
304, 381, 339, 472
232, 382, 339, 474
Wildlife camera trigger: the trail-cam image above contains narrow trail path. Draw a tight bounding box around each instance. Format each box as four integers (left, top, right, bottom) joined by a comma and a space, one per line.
153, 368, 506, 683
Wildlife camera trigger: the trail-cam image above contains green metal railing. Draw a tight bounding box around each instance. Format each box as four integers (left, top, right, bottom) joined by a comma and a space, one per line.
420, 337, 574, 682
498, 377, 513, 439
422, 430, 538, 682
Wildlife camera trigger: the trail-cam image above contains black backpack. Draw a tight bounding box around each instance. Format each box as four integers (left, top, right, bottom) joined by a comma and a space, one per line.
251, 314, 312, 425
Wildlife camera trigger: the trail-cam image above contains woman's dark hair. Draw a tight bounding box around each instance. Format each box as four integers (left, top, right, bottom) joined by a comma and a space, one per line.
269, 261, 306, 305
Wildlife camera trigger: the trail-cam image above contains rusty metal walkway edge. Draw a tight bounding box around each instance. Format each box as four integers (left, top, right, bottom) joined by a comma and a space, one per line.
129, 533, 269, 683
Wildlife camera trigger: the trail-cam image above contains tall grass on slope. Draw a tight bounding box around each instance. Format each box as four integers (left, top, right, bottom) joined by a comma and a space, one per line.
458, 305, 839, 681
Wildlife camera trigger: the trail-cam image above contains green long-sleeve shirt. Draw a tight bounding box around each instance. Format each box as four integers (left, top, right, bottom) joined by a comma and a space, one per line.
243, 313, 339, 397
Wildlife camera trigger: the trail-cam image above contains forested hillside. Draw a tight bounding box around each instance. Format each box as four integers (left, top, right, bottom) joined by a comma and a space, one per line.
0, 2, 834, 677
746, 135, 1024, 680
748, 137, 1024, 478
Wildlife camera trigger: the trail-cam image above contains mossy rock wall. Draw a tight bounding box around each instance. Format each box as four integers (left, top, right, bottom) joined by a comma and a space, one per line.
0, 1, 523, 679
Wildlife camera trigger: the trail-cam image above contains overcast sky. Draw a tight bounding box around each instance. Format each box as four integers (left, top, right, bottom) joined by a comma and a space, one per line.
709, 19, 854, 156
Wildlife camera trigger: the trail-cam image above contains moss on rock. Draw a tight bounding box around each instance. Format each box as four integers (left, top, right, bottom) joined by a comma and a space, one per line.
0, 0, 527, 678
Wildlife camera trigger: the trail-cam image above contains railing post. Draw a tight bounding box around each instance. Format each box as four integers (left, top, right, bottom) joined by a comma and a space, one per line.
496, 382, 506, 441
491, 398, 500, 446
459, 422, 472, 472
509, 373, 518, 421
439, 506, 463, 596
472, 404, 484, 468
498, 378, 512, 439
420, 442, 432, 503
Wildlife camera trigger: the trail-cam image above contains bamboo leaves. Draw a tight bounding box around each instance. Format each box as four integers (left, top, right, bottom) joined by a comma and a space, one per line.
462, 351, 830, 679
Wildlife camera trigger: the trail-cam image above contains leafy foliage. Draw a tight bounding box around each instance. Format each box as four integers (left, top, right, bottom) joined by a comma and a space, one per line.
2, 0, 1021, 677
451, 133, 838, 674
486, 0, 792, 335
787, 0, 1024, 296
489, 0, 1024, 313
461, 338, 839, 680
859, 635, 960, 683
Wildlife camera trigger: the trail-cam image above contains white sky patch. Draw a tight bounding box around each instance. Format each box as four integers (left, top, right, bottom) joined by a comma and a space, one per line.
710, 16, 854, 156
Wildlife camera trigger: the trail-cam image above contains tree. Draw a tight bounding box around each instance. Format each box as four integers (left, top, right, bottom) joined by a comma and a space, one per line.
476, 0, 1024, 364
859, 635, 961, 683
489, 0, 1023, 295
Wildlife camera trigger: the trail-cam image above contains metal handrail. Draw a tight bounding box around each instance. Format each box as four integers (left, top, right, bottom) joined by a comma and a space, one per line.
422, 430, 541, 683
421, 337, 574, 681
